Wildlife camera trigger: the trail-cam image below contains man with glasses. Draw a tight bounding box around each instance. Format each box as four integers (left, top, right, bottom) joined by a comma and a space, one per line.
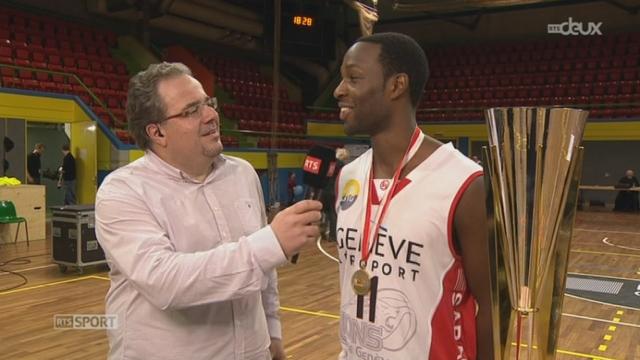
96, 62, 322, 360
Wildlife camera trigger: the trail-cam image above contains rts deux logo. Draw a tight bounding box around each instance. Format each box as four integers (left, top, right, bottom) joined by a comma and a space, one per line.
547, 17, 602, 36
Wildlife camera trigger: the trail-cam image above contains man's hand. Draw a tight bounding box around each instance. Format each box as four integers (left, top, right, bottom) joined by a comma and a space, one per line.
270, 200, 322, 257
269, 338, 286, 360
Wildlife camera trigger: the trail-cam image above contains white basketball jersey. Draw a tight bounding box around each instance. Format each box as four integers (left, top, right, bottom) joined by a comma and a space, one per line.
336, 143, 482, 360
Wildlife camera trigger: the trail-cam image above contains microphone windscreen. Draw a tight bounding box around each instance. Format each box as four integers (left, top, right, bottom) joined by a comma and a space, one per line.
302, 146, 336, 189
291, 146, 335, 265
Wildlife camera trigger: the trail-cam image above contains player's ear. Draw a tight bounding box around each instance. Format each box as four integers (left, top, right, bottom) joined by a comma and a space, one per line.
388, 73, 409, 101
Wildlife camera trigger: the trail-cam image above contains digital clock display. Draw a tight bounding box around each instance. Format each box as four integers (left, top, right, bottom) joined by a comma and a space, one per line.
293, 15, 313, 27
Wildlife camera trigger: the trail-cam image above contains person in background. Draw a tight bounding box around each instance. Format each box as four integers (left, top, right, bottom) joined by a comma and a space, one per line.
287, 171, 297, 206
26, 143, 44, 184
3, 136, 15, 175
321, 147, 348, 241
614, 169, 640, 212
58, 144, 77, 205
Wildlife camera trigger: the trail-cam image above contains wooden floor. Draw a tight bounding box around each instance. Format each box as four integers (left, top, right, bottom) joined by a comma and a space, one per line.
0, 210, 638, 359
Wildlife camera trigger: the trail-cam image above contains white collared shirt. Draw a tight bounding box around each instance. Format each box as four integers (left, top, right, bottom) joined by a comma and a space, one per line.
96, 151, 286, 360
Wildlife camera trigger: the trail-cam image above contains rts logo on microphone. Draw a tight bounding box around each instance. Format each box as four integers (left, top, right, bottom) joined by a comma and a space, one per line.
303, 156, 322, 175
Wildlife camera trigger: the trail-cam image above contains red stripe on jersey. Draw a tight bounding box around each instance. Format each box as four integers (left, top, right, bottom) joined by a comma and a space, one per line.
446, 170, 483, 259
427, 261, 478, 360
371, 177, 412, 205
394, 177, 411, 196
371, 180, 381, 205
427, 170, 482, 359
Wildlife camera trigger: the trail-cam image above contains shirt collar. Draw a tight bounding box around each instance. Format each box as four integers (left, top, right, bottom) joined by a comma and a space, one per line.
144, 150, 227, 184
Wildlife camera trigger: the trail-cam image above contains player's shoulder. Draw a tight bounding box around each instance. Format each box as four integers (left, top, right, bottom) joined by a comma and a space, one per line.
339, 149, 371, 176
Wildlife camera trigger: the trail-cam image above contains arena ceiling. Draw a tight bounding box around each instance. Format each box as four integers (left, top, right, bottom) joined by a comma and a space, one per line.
6, 0, 640, 50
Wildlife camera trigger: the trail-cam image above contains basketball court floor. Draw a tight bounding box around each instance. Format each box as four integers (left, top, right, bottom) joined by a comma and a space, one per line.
0, 210, 638, 359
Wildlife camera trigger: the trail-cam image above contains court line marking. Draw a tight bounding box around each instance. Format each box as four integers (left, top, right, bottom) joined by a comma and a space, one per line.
95, 273, 640, 324
599, 309, 621, 353
575, 228, 640, 236
0, 275, 106, 296
5, 274, 639, 315
556, 349, 616, 360
280, 306, 339, 319
566, 272, 640, 310
510, 343, 618, 360
602, 237, 640, 252
0, 251, 50, 258
19, 276, 340, 320
565, 294, 640, 312
568, 271, 640, 282
563, 313, 640, 329
0, 264, 57, 276
0, 275, 631, 360
279, 304, 640, 330
281, 308, 619, 360
571, 249, 640, 259
38, 276, 640, 323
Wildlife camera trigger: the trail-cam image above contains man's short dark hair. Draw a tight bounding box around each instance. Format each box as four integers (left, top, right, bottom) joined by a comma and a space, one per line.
62, 144, 70, 151
356, 32, 429, 108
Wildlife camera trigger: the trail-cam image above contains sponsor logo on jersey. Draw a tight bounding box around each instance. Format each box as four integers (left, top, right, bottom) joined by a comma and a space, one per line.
340, 179, 360, 210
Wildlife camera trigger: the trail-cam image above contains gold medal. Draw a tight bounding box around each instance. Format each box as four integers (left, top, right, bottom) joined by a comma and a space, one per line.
351, 269, 371, 296
353, 128, 423, 297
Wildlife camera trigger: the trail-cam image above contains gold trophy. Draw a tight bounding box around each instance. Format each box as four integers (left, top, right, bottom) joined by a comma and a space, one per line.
483, 107, 588, 359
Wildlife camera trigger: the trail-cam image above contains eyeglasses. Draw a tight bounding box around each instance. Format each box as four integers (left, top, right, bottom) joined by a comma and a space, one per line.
163, 97, 218, 122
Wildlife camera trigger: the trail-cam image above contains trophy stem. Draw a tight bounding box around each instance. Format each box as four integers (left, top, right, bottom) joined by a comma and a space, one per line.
484, 107, 588, 360
514, 310, 537, 360
527, 312, 535, 360
515, 313, 522, 360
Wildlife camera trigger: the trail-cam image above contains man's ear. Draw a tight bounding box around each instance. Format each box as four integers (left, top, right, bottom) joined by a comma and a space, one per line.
388, 73, 409, 101
146, 123, 167, 147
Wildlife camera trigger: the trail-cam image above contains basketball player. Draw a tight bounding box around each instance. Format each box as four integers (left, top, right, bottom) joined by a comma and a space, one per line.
333, 32, 493, 359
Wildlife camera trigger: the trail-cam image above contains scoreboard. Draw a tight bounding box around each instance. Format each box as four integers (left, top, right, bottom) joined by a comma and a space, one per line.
292, 15, 313, 27
265, 1, 336, 60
